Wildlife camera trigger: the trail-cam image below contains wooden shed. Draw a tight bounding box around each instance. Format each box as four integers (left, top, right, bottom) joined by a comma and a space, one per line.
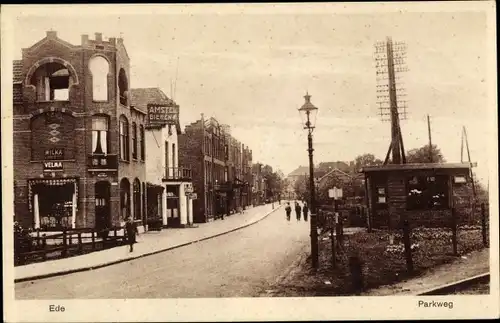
361, 163, 474, 228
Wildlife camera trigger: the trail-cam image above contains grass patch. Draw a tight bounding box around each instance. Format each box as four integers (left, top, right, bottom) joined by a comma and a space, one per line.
268, 226, 486, 297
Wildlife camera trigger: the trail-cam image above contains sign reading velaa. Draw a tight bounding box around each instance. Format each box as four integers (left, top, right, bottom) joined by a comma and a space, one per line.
147, 104, 179, 126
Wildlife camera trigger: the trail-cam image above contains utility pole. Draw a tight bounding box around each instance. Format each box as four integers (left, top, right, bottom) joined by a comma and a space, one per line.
375, 37, 408, 165
427, 115, 433, 163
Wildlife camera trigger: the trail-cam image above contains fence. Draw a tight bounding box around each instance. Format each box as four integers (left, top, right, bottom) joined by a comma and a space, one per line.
14, 226, 127, 266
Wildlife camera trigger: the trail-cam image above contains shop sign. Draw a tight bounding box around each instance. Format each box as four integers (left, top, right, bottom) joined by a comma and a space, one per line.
190, 193, 197, 200
147, 104, 179, 126
97, 173, 108, 178
43, 161, 63, 172
45, 148, 64, 160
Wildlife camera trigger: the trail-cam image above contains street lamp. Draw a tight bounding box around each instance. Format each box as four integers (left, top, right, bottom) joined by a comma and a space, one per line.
298, 92, 319, 269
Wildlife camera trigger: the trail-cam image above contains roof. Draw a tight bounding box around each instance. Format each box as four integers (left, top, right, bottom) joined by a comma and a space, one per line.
287, 166, 309, 177
318, 167, 354, 182
361, 162, 472, 173
13, 60, 23, 84
130, 88, 175, 111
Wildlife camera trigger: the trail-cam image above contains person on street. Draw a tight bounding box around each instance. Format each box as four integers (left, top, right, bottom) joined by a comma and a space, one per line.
125, 215, 139, 252
295, 202, 302, 221
303, 202, 309, 222
285, 202, 292, 221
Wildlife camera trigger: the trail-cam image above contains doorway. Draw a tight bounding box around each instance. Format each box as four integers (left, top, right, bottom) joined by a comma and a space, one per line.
95, 181, 111, 236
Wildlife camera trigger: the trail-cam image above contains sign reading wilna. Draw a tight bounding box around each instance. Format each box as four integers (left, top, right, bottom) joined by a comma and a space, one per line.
147, 104, 179, 126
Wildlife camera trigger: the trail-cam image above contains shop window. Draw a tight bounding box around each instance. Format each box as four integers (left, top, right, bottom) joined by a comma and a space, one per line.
89, 56, 109, 101
30, 62, 74, 101
407, 175, 449, 210
140, 125, 145, 161
118, 68, 128, 106
119, 115, 129, 161
33, 182, 75, 230
92, 116, 109, 155
132, 122, 138, 159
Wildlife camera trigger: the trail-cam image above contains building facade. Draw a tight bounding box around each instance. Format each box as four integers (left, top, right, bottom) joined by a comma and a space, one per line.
131, 88, 194, 228
13, 31, 147, 232
179, 115, 253, 223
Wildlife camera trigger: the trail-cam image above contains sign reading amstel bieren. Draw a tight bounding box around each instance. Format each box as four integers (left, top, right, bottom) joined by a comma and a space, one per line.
147, 104, 179, 125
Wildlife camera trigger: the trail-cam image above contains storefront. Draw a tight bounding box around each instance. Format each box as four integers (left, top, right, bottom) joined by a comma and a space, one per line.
28, 178, 78, 230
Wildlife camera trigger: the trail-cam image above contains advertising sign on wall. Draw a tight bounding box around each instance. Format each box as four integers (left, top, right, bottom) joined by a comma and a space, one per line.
147, 104, 179, 126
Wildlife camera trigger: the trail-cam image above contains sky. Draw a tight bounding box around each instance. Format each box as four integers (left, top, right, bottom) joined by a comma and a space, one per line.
5, 3, 496, 184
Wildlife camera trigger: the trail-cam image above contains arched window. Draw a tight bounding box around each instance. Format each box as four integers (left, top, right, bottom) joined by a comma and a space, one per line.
118, 68, 128, 106
132, 122, 137, 159
30, 62, 74, 101
133, 179, 141, 220
120, 178, 131, 219
89, 56, 109, 101
92, 115, 109, 155
119, 115, 129, 161
140, 125, 145, 161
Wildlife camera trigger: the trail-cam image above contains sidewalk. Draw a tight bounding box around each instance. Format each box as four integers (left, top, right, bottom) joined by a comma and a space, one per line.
15, 203, 283, 282
362, 248, 490, 296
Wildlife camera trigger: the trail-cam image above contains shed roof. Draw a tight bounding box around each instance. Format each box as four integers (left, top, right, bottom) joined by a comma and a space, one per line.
361, 162, 472, 173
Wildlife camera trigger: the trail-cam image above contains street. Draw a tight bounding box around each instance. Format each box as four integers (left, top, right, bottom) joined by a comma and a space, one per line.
16, 206, 310, 299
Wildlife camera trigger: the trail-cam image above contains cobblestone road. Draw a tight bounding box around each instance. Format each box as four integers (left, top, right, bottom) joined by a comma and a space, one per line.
16, 208, 310, 299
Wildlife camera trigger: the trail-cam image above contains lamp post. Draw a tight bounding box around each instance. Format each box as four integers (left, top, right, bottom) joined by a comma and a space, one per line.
298, 92, 319, 269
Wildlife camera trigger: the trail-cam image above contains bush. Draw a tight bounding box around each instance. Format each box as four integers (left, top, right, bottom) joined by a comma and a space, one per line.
14, 222, 33, 265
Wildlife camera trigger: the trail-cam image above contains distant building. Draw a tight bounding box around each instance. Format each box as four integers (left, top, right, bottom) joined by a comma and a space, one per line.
179, 115, 253, 223
13, 31, 147, 232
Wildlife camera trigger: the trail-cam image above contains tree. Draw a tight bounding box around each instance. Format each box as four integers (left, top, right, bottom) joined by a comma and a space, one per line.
353, 153, 383, 172
406, 144, 445, 163
293, 175, 309, 202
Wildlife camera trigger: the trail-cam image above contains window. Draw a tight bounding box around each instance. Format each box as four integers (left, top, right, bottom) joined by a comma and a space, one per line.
120, 178, 131, 218
172, 143, 176, 170
133, 179, 141, 220
165, 141, 169, 177
132, 122, 137, 159
119, 116, 129, 161
30, 62, 73, 101
89, 56, 109, 101
407, 175, 449, 210
118, 68, 128, 106
140, 125, 145, 161
92, 116, 109, 155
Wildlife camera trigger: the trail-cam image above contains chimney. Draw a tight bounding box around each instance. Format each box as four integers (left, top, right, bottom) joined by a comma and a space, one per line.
109, 37, 116, 45
46, 30, 57, 38
81, 34, 89, 45
95, 32, 103, 42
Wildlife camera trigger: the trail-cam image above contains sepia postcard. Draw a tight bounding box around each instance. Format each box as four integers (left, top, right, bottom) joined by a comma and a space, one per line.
2, 2, 499, 322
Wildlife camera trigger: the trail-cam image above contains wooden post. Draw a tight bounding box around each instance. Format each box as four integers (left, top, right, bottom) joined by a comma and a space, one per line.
330, 213, 336, 268
91, 231, 96, 251
402, 219, 413, 273
481, 203, 488, 247
62, 230, 68, 258
78, 232, 83, 254
451, 208, 458, 256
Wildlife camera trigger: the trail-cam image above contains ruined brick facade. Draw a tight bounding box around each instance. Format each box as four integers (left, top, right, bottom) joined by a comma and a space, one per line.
13, 31, 146, 231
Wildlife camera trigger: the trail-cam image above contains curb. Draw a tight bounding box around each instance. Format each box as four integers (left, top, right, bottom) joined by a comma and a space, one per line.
416, 272, 490, 296
15, 205, 283, 283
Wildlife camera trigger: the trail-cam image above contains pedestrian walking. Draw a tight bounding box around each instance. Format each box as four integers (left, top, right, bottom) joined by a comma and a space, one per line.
295, 202, 302, 221
303, 202, 309, 222
285, 202, 292, 221
125, 215, 139, 252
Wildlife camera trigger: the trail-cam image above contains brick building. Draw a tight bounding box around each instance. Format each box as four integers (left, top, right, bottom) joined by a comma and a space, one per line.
13, 31, 147, 233
178, 115, 253, 223
130, 87, 194, 228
